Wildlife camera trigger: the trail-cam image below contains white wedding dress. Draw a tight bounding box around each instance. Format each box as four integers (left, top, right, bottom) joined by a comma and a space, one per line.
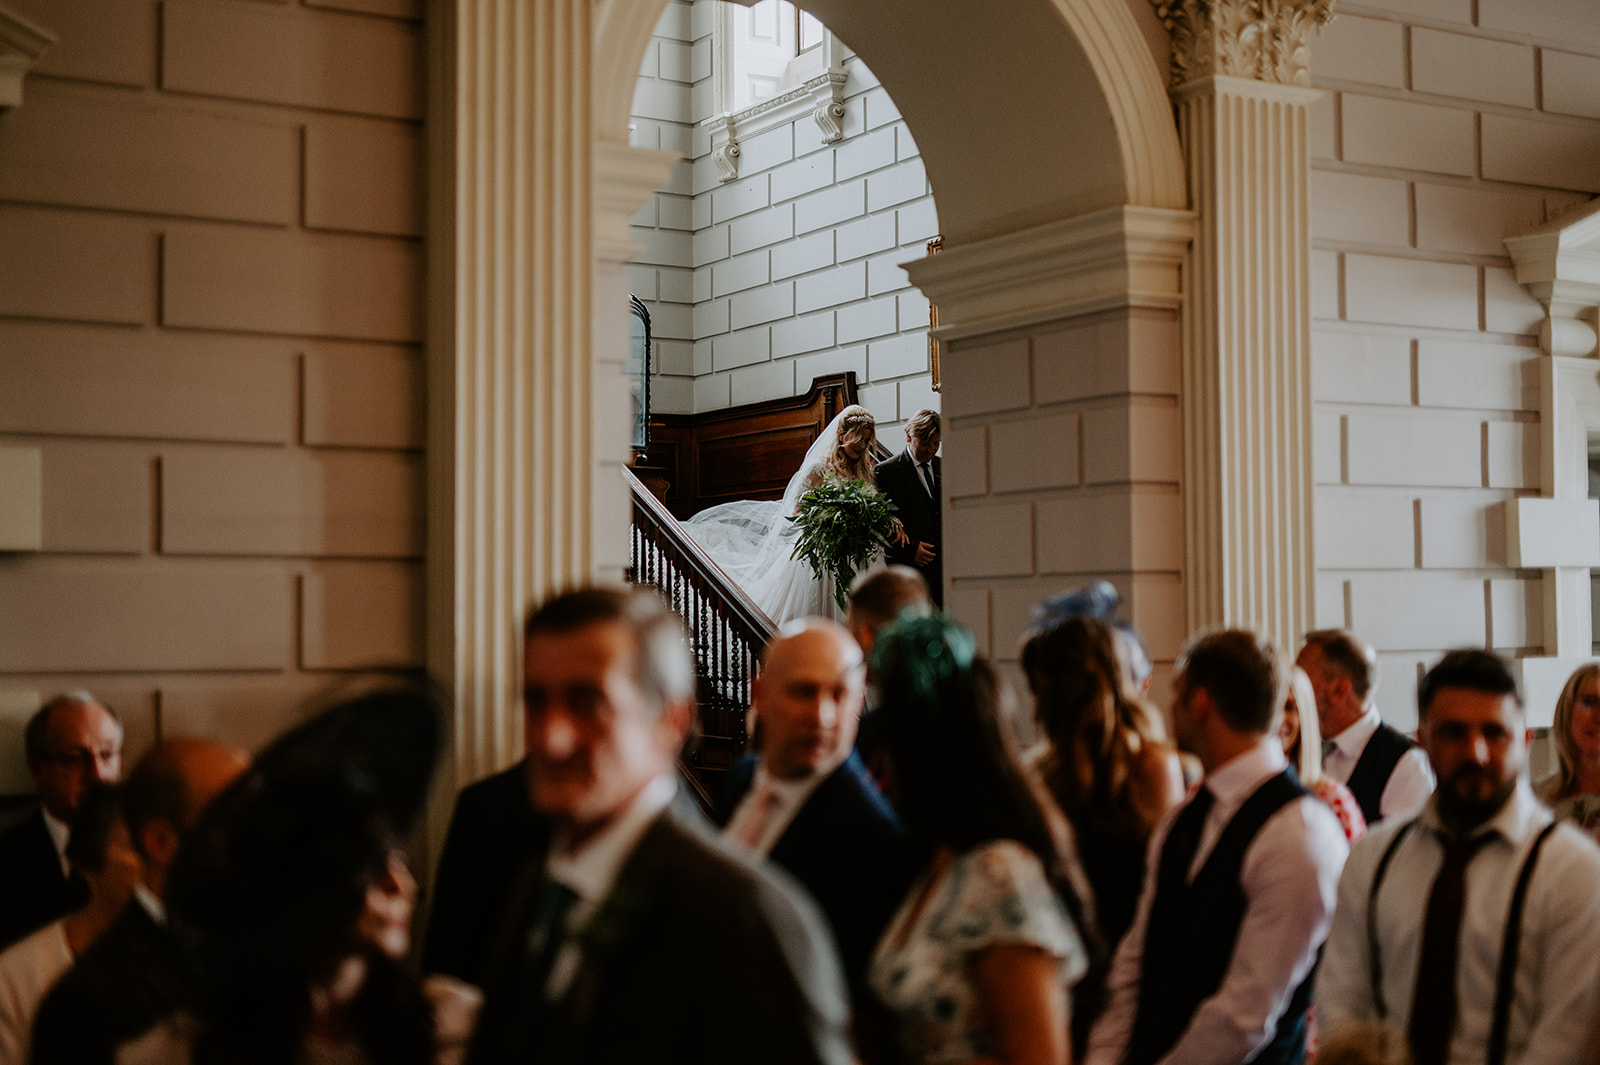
683, 409, 879, 625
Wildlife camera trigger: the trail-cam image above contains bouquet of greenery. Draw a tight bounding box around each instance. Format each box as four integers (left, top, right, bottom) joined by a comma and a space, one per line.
789, 479, 899, 612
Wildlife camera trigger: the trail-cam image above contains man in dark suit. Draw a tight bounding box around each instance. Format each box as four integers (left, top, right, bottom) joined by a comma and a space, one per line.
716, 619, 915, 994
30, 737, 249, 1065
467, 588, 852, 1065
422, 756, 550, 985
874, 409, 942, 606
0, 692, 122, 952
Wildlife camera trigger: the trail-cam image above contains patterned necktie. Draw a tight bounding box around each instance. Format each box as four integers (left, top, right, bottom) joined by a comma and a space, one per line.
1408, 831, 1495, 1065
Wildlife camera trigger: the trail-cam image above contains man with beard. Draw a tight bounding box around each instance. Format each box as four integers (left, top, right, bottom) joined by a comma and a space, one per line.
1318, 650, 1600, 1065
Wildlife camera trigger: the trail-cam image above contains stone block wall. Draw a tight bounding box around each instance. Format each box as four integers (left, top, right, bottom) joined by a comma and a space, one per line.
624, 1, 940, 442
0, 0, 425, 767
1309, 0, 1600, 727
940, 307, 1186, 700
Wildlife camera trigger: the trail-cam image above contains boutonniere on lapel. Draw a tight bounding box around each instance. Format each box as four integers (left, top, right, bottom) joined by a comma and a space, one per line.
562, 883, 651, 1024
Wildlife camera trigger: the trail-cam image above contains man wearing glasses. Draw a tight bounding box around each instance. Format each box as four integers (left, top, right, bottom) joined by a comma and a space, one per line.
0, 692, 123, 950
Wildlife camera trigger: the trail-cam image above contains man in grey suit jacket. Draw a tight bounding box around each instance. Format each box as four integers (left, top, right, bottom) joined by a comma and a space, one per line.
467, 587, 852, 1065
874, 409, 942, 606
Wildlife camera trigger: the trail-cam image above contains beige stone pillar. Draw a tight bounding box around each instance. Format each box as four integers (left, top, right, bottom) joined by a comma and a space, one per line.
427, 0, 676, 788
1154, 0, 1333, 650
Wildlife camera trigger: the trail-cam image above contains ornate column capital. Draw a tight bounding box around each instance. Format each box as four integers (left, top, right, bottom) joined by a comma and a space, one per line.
1151, 0, 1336, 88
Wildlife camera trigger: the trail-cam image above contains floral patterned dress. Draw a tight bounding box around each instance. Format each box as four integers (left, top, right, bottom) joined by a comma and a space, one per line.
869, 839, 1088, 1064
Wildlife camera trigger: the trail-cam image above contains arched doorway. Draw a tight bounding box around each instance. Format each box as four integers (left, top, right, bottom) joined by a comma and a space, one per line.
428, 0, 1194, 782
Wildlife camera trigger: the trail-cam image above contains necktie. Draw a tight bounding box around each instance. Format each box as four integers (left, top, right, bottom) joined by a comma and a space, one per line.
1408, 831, 1495, 1065
1322, 739, 1338, 762
731, 783, 782, 851
1162, 786, 1216, 885
523, 878, 580, 1000
918, 461, 936, 498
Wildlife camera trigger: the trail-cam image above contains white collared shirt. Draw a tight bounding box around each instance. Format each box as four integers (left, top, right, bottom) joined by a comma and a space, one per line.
40, 809, 70, 879
1087, 737, 1349, 1065
723, 764, 828, 857
542, 774, 677, 999
132, 883, 166, 927
1324, 707, 1435, 820
1319, 780, 1600, 1065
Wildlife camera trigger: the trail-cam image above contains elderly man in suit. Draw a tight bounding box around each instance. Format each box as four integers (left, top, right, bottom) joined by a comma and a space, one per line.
874, 409, 942, 606
717, 618, 915, 1011
0, 692, 122, 952
467, 588, 852, 1065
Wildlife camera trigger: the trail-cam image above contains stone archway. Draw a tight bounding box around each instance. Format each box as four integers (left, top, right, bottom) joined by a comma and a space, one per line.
428, 0, 1207, 784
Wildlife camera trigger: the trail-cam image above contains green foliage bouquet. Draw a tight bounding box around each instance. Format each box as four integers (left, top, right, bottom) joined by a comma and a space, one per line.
789, 479, 899, 612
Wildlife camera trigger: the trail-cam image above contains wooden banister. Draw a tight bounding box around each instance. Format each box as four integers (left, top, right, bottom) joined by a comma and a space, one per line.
625, 465, 776, 795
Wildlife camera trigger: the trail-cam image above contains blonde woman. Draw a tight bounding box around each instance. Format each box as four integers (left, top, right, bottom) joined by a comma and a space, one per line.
1281, 666, 1366, 843
1537, 662, 1600, 837
685, 404, 901, 622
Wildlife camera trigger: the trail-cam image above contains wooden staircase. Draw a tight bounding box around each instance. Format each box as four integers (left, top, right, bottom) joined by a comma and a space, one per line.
624, 465, 776, 802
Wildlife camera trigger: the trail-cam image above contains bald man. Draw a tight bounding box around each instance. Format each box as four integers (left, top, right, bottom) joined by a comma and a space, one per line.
715, 619, 916, 1018
31, 738, 249, 1065
0, 693, 122, 951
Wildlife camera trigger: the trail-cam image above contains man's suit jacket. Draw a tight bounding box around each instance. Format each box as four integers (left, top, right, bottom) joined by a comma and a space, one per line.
422, 759, 551, 985
467, 802, 852, 1065
0, 808, 84, 953
30, 902, 194, 1065
874, 450, 942, 605
714, 752, 916, 989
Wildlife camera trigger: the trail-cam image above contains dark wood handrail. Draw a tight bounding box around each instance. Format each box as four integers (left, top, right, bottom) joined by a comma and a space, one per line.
625, 465, 776, 796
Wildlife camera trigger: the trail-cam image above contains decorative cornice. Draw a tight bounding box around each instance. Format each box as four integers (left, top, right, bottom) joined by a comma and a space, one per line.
1150, 0, 1336, 89
0, 3, 55, 111
1505, 198, 1600, 354
699, 70, 848, 184
904, 205, 1196, 336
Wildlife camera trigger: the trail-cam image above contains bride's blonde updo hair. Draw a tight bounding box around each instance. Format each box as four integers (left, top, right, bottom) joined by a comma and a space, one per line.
823, 405, 878, 484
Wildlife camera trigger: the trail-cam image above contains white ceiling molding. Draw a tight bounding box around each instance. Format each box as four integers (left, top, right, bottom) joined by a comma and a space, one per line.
0, 3, 55, 112
1501, 198, 1600, 723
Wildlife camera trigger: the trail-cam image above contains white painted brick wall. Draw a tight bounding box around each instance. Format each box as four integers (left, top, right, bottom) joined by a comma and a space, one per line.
625, 42, 942, 435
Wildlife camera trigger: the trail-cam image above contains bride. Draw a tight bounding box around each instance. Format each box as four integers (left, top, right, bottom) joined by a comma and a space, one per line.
685, 404, 902, 624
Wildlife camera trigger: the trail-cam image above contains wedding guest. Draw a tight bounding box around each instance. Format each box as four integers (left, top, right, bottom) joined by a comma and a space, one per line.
0, 693, 122, 952
0, 785, 140, 1063
870, 615, 1091, 1065
1022, 613, 1183, 956
121, 680, 479, 1065
1282, 666, 1366, 844
30, 738, 248, 1065
1297, 630, 1433, 824
1537, 661, 1600, 837
1319, 650, 1600, 1065
1086, 630, 1348, 1065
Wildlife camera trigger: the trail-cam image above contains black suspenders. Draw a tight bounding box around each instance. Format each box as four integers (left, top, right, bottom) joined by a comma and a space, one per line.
1365, 817, 1562, 1065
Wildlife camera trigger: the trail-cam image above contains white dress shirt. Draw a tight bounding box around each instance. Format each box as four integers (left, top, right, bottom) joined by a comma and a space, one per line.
1324, 707, 1435, 820
1086, 738, 1349, 1065
41, 808, 71, 878
723, 765, 827, 857
0, 920, 72, 1064
1318, 780, 1600, 1065
543, 774, 677, 999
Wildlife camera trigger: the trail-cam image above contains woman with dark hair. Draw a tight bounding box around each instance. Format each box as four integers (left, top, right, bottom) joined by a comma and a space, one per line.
119, 681, 478, 1065
1538, 661, 1600, 836
869, 615, 1092, 1065
1021, 614, 1182, 956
